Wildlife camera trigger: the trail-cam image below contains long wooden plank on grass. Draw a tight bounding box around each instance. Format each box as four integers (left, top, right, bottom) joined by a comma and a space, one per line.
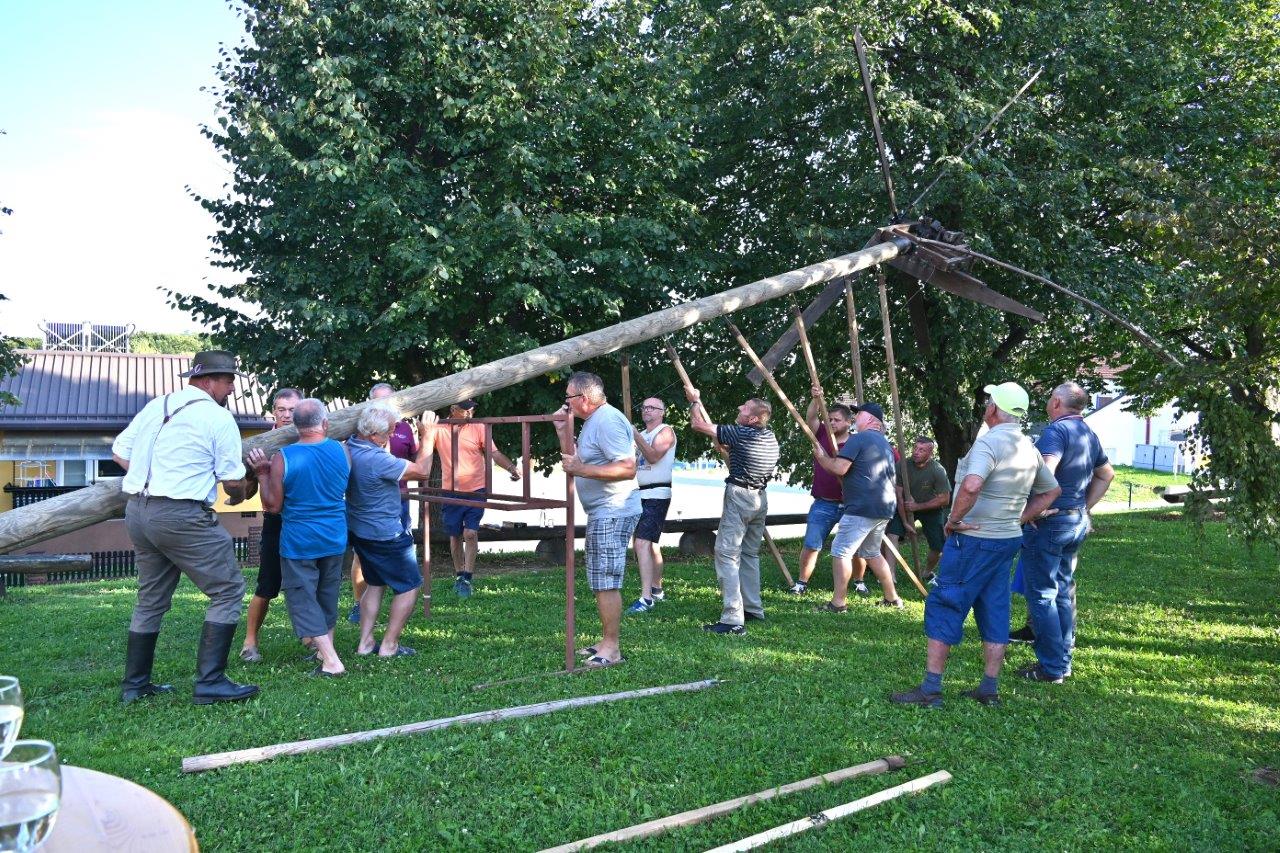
538, 756, 906, 852
182, 679, 720, 774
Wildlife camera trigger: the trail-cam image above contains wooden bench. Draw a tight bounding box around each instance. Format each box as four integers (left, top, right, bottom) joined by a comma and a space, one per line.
0, 554, 93, 597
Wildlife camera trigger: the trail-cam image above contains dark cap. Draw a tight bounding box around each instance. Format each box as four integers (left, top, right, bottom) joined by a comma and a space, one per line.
853, 402, 886, 422
452, 399, 478, 410
179, 350, 247, 379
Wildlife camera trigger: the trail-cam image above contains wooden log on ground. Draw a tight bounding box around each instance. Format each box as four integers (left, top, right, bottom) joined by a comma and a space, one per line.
182, 679, 720, 773
0, 239, 908, 554
703, 769, 952, 852
538, 756, 907, 852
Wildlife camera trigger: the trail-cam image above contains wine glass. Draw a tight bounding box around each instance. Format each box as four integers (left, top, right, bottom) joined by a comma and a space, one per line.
0, 740, 60, 853
0, 680, 21, 761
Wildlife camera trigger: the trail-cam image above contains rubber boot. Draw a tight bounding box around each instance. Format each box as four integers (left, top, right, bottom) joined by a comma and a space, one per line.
120, 631, 174, 705
192, 621, 260, 705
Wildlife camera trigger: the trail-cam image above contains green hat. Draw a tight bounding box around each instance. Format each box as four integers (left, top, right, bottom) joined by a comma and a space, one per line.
983, 382, 1029, 418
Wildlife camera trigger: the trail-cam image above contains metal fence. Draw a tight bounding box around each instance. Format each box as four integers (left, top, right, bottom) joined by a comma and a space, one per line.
1, 537, 252, 590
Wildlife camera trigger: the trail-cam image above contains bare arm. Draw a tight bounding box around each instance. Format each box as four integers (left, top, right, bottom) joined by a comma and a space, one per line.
815, 455, 852, 477
111, 453, 131, 472
1084, 462, 1116, 509
246, 451, 283, 514
945, 474, 986, 534
562, 455, 638, 482
401, 413, 438, 480
805, 391, 822, 435
634, 424, 675, 465
1020, 486, 1063, 526
488, 437, 521, 481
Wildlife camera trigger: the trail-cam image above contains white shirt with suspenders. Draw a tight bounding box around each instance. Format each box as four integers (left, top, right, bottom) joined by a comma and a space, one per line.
636, 423, 676, 500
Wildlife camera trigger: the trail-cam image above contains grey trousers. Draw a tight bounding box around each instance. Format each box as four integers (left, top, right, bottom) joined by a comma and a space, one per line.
281, 554, 344, 639
126, 496, 245, 633
714, 484, 767, 626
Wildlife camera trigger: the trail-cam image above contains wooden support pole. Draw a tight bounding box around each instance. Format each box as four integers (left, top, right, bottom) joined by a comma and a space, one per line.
620, 352, 632, 422
0, 238, 908, 554
182, 679, 720, 773
874, 268, 922, 576
881, 536, 929, 598
844, 278, 866, 404
791, 305, 838, 452
762, 530, 795, 588
724, 322, 826, 456
663, 339, 727, 457
538, 756, 907, 852
703, 770, 952, 852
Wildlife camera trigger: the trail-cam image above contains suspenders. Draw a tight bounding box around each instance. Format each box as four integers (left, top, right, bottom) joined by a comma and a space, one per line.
140, 394, 212, 497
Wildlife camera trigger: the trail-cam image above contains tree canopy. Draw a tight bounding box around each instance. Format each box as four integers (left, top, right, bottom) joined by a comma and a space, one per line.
183, 0, 1280, 541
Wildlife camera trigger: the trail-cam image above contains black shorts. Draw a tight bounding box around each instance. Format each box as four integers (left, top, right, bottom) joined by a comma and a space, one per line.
886, 507, 947, 552
634, 498, 671, 542
254, 512, 284, 599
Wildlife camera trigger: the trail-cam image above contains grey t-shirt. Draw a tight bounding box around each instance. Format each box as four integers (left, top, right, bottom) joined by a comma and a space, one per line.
574, 403, 641, 519
952, 423, 1058, 540
346, 436, 410, 541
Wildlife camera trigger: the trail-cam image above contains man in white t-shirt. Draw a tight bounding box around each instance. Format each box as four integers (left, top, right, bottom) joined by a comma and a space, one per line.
626, 396, 677, 614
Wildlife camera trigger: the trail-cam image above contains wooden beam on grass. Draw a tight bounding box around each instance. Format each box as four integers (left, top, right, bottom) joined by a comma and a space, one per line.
182, 679, 720, 773
538, 756, 907, 852
703, 769, 952, 852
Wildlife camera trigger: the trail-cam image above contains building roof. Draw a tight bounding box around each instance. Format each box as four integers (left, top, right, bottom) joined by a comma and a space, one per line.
0, 350, 273, 431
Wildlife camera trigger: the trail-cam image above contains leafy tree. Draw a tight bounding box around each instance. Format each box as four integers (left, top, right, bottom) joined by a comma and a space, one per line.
130, 331, 213, 355
0, 179, 26, 406
175, 0, 701, 445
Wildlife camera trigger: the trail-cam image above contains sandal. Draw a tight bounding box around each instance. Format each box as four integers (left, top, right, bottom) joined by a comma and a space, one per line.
577, 645, 599, 658
816, 601, 848, 613
239, 646, 262, 663
875, 598, 905, 609
310, 666, 345, 678
584, 655, 624, 669
377, 644, 416, 657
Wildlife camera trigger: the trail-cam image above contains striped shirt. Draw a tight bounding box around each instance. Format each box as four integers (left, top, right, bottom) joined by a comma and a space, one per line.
717, 424, 779, 489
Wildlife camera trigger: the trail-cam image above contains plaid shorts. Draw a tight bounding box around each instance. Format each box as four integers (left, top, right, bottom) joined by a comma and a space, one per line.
585, 513, 640, 592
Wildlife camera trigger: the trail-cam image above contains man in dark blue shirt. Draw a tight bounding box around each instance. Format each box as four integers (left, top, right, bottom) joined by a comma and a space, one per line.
1014, 382, 1115, 683
814, 403, 902, 610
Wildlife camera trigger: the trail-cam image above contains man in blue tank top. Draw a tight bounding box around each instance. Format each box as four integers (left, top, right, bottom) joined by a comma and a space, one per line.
249, 398, 351, 677
1013, 382, 1115, 683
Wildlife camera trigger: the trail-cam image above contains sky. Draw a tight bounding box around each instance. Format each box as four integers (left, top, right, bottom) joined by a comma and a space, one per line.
0, 0, 246, 338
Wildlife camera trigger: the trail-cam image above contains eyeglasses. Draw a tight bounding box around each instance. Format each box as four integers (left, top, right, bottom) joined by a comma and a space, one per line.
564, 393, 585, 403
641, 405, 663, 411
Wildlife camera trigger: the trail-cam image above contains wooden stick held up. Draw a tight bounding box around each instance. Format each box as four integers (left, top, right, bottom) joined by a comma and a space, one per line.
875, 268, 922, 575
881, 536, 929, 598
762, 530, 796, 587
844, 278, 866, 404
724, 322, 826, 455
791, 304, 838, 452
620, 352, 632, 422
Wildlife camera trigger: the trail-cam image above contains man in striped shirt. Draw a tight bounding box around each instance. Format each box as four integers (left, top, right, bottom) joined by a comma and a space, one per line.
686, 387, 780, 635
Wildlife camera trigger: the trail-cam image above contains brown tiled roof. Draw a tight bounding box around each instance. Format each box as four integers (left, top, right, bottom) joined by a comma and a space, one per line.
0, 350, 273, 431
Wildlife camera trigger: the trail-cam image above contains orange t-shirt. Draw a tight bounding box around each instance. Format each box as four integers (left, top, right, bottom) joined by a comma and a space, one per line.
433, 422, 488, 493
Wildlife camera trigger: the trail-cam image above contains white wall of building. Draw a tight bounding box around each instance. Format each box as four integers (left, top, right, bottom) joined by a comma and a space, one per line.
1085, 395, 1199, 469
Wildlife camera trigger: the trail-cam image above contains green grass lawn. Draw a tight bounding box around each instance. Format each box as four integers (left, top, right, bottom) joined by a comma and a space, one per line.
1098, 465, 1192, 507
1, 511, 1277, 851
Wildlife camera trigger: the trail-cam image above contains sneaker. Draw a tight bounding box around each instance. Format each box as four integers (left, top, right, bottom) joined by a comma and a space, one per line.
1015, 663, 1064, 683
787, 582, 808, 596
454, 576, 473, 598
1009, 623, 1036, 644
853, 582, 870, 597
962, 688, 1002, 707
703, 622, 746, 635
889, 687, 943, 708
347, 603, 361, 624
875, 598, 905, 609
650, 587, 666, 602
744, 611, 766, 622
816, 601, 848, 614
625, 598, 654, 615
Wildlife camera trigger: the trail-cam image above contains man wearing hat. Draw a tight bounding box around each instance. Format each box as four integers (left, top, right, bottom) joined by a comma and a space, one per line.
111, 350, 260, 705
814, 402, 903, 610
891, 382, 1060, 708
431, 398, 520, 598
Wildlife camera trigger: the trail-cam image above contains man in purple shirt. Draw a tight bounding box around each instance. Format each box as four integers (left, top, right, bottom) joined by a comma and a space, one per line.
348, 383, 418, 622
789, 392, 853, 596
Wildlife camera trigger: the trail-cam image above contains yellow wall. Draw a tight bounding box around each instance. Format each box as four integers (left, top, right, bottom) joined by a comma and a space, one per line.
0, 460, 12, 512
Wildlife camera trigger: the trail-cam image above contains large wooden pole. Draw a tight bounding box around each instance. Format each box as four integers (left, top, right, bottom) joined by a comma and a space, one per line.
875, 269, 922, 576
620, 353, 632, 422
0, 239, 909, 553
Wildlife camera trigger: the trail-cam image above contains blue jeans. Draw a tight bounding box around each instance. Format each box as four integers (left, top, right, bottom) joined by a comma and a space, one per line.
924, 534, 1021, 645
802, 498, 843, 551
1016, 512, 1090, 677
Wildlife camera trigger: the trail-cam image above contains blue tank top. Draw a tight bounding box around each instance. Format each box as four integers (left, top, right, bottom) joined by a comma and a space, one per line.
280, 439, 350, 559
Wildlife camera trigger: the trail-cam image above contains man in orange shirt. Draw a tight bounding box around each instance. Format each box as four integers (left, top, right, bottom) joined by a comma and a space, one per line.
432, 399, 520, 597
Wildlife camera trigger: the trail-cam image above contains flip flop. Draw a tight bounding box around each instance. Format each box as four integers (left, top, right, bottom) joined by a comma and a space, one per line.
584, 655, 624, 669
376, 644, 416, 657
239, 647, 262, 663
310, 665, 345, 678
577, 646, 599, 658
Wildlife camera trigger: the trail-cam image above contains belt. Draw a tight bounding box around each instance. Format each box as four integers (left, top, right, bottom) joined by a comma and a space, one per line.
726, 479, 766, 491
638, 482, 672, 490
1054, 507, 1085, 515
130, 494, 214, 512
